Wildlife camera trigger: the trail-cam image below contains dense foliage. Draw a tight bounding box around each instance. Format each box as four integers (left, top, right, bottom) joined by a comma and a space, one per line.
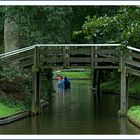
0, 61, 32, 109
73, 6, 140, 47
0, 6, 119, 51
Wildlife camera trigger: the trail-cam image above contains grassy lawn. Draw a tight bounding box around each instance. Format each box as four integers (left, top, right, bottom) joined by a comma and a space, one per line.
53, 70, 91, 79
0, 103, 20, 117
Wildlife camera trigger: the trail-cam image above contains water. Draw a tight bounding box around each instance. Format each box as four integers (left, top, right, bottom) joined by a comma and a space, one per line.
0, 80, 140, 134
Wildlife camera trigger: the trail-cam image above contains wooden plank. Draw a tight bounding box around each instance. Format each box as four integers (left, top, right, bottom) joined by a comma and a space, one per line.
125, 59, 140, 68
94, 66, 118, 69
6, 55, 33, 63
93, 58, 119, 63
41, 57, 63, 63
19, 59, 33, 67
126, 67, 140, 77
93, 49, 117, 55
67, 65, 90, 69
0, 45, 34, 58
69, 48, 90, 55
128, 51, 140, 60
1, 49, 34, 62
38, 49, 63, 55
69, 57, 91, 63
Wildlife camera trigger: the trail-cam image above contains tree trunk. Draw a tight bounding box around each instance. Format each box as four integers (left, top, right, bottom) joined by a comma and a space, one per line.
4, 17, 20, 52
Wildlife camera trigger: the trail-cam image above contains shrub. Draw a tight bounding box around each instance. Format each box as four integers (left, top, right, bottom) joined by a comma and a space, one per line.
0, 61, 32, 109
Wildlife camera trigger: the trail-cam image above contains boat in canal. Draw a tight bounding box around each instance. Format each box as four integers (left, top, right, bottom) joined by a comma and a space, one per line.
57, 76, 71, 88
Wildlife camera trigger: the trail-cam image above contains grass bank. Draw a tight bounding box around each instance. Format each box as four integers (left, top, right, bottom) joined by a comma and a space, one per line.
101, 76, 140, 128
0, 103, 22, 117
101, 77, 140, 96
127, 106, 140, 128
53, 70, 91, 79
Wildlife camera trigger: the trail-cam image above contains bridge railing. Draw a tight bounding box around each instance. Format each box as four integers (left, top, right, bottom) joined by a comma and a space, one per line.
122, 46, 140, 77
0, 45, 35, 67
0, 44, 121, 69
35, 44, 120, 69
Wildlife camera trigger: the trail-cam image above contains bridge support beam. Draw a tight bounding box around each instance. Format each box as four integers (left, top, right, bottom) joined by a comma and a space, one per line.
32, 70, 42, 115
120, 65, 129, 117
92, 69, 101, 101
31, 46, 42, 115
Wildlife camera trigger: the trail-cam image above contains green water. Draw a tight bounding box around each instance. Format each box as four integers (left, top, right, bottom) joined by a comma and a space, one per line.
0, 80, 140, 134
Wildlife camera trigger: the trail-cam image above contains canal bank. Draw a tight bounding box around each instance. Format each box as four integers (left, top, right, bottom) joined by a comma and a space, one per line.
0, 100, 49, 125
101, 79, 140, 129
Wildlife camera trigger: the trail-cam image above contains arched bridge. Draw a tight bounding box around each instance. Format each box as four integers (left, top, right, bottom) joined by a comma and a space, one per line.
0, 44, 139, 116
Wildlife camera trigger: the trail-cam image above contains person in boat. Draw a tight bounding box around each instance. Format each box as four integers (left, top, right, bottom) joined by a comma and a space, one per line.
56, 75, 63, 81
64, 76, 71, 88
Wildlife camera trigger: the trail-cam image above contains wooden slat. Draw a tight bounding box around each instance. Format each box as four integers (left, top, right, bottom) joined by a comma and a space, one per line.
69, 48, 90, 55
2, 49, 34, 62
93, 58, 119, 63
125, 59, 140, 68
6, 55, 33, 63
69, 57, 91, 63
41, 57, 63, 63
129, 51, 140, 60
19, 58, 33, 67
39, 49, 63, 55
94, 66, 118, 69
93, 49, 117, 55
126, 67, 140, 77
68, 65, 90, 69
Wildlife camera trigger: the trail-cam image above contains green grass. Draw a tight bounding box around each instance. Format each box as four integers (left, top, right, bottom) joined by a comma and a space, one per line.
0, 103, 21, 117
127, 106, 140, 127
100, 80, 120, 93
101, 78, 140, 95
53, 70, 91, 79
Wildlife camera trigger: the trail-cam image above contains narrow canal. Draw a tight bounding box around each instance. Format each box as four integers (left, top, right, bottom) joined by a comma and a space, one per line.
0, 80, 140, 134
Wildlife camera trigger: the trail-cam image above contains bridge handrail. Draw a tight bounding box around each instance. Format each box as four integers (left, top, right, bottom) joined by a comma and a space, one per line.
35, 44, 121, 47
0, 44, 121, 59
127, 46, 140, 53
0, 45, 35, 59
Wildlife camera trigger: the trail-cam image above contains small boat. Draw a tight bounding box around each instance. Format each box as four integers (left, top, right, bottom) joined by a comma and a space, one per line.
57, 77, 71, 89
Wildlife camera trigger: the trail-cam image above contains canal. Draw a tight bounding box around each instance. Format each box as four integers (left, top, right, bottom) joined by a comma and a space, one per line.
0, 80, 140, 134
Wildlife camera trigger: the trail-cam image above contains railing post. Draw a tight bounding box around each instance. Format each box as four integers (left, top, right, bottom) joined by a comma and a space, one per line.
32, 46, 42, 115
63, 46, 70, 68
119, 52, 129, 117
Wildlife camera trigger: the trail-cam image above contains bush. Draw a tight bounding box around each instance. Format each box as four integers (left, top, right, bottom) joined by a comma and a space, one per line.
0, 61, 32, 109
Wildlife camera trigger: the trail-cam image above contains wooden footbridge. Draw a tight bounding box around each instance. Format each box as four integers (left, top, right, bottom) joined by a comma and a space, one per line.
0, 44, 139, 116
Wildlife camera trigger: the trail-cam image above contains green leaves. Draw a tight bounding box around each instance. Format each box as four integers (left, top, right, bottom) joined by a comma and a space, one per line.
73, 6, 140, 47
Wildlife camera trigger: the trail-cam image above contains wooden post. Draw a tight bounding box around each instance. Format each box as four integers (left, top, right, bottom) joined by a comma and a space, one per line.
92, 46, 100, 97
62, 46, 70, 68
32, 46, 41, 115
91, 46, 94, 68
92, 69, 97, 94
120, 57, 129, 116
97, 70, 101, 100
119, 117, 127, 134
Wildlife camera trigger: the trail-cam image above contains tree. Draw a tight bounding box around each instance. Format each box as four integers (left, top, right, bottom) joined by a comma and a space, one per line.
0, 6, 73, 52
73, 6, 140, 47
